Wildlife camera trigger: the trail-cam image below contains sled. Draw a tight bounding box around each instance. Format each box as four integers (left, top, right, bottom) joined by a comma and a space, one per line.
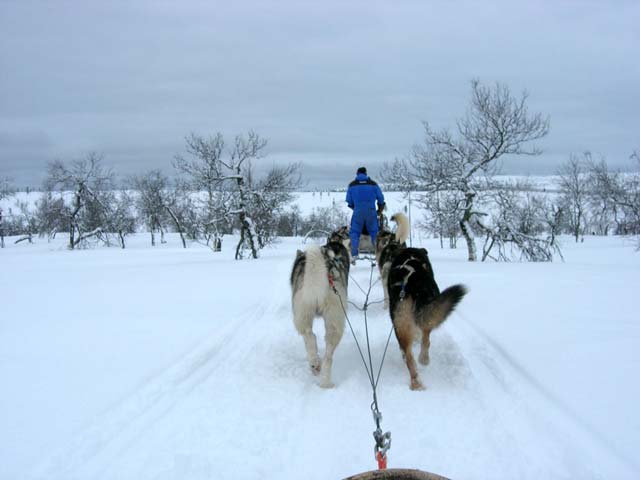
344, 468, 450, 480
358, 231, 375, 254
355, 212, 388, 255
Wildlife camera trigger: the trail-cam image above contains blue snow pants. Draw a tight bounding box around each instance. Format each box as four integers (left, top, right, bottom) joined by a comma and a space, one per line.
350, 207, 379, 257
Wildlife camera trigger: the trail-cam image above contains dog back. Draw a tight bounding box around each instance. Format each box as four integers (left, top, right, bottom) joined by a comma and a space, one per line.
388, 248, 439, 318
290, 241, 350, 303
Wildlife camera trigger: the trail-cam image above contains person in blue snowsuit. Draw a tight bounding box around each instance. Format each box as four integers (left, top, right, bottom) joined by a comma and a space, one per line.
345, 166, 385, 259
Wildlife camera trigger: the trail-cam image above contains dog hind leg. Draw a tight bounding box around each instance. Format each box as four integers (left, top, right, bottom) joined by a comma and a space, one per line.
319, 303, 345, 388
294, 305, 321, 375
418, 328, 432, 365
393, 300, 424, 390
303, 329, 321, 375
381, 263, 390, 309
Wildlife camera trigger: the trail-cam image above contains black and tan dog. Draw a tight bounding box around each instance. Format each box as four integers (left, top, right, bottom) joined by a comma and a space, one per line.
387, 247, 467, 390
375, 212, 410, 308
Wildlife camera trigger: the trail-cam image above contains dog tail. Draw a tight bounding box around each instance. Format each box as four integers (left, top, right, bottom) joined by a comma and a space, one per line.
390, 212, 410, 244
419, 284, 467, 330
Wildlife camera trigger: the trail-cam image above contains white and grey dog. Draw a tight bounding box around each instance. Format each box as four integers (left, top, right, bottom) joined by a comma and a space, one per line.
290, 240, 350, 388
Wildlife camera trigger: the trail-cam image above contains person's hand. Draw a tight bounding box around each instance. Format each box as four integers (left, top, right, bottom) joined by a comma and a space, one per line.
377, 204, 385, 215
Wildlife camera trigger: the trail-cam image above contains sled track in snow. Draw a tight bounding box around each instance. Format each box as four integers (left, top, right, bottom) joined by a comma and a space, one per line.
456, 310, 640, 476
34, 300, 278, 479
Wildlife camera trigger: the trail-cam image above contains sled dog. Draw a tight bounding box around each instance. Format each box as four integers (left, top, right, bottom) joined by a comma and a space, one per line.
290, 240, 350, 388
327, 226, 351, 256
374, 212, 410, 309
387, 247, 467, 390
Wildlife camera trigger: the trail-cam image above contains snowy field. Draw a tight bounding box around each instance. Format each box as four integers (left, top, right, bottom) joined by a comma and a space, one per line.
1, 193, 640, 479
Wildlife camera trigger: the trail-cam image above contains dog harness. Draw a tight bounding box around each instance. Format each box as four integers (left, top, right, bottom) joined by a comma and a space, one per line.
392, 258, 416, 301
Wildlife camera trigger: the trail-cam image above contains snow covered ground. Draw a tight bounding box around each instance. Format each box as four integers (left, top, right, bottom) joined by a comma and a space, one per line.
1, 197, 639, 479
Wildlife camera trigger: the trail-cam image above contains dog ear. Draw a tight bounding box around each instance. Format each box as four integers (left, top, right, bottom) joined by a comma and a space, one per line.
420, 248, 429, 256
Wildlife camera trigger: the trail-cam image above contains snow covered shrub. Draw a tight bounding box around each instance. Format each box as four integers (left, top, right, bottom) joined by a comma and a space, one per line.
174, 132, 300, 259
299, 204, 349, 239
474, 188, 563, 262
381, 79, 550, 261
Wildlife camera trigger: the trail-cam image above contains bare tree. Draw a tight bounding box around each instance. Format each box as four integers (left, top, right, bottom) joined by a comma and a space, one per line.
35, 192, 69, 241
173, 133, 231, 247
132, 171, 194, 249
0, 177, 13, 202
245, 162, 301, 248
175, 131, 280, 259
384, 79, 550, 261
300, 203, 349, 240
381, 156, 419, 246
556, 153, 591, 242
0, 178, 14, 248
569, 153, 639, 244
276, 204, 303, 237
108, 190, 136, 248
587, 157, 622, 235
419, 190, 463, 249
13, 201, 38, 245
162, 181, 193, 249
475, 184, 562, 262
542, 198, 565, 248
44, 153, 115, 249
628, 152, 640, 248
380, 157, 417, 191
132, 170, 170, 246
609, 151, 640, 239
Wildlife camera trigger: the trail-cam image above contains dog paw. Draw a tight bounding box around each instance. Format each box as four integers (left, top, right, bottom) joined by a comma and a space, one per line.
319, 380, 335, 389
410, 380, 425, 391
418, 353, 430, 365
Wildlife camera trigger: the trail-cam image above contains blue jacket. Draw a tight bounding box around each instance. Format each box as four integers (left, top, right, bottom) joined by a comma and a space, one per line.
346, 173, 385, 211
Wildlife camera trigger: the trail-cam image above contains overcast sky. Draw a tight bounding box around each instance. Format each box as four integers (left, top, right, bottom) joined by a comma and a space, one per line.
1, 0, 638, 187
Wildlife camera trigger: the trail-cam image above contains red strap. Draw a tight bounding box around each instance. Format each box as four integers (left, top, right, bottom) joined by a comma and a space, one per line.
328, 273, 335, 288
376, 451, 387, 470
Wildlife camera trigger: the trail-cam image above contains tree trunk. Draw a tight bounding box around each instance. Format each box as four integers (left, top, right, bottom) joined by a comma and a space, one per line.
205, 187, 217, 245
15, 235, 33, 244
460, 218, 477, 261
69, 223, 75, 249
235, 225, 245, 260
164, 206, 187, 249
235, 176, 258, 259
69, 190, 82, 250
460, 192, 477, 261
237, 212, 258, 259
